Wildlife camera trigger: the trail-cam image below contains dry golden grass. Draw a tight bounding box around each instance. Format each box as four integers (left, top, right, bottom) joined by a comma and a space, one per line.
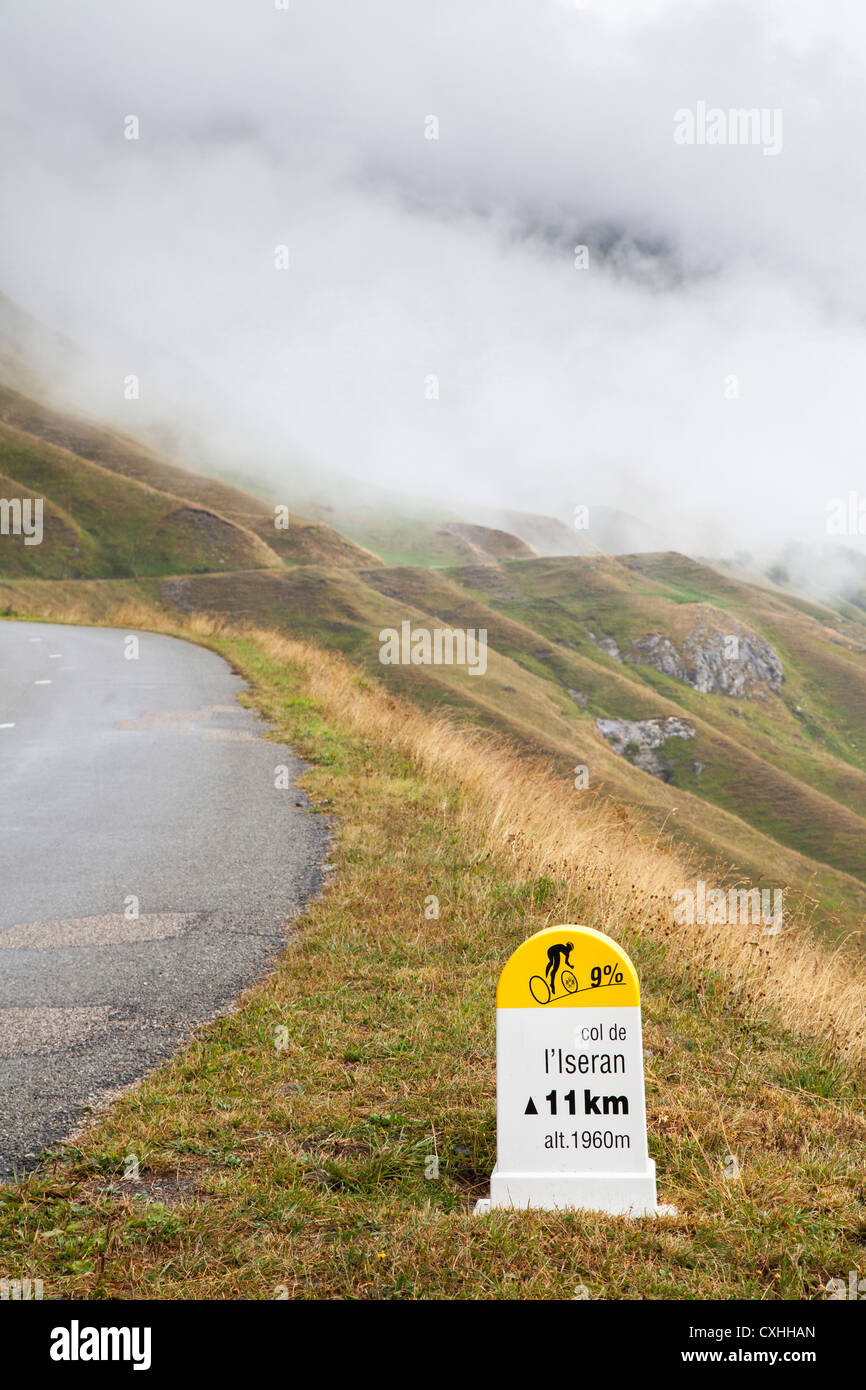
231, 623, 863, 1068
12, 590, 866, 1065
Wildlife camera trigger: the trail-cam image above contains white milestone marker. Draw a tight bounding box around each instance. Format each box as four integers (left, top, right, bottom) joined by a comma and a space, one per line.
481, 924, 659, 1216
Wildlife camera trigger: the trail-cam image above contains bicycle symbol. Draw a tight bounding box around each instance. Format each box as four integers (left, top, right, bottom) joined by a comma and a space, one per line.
529, 970, 577, 1005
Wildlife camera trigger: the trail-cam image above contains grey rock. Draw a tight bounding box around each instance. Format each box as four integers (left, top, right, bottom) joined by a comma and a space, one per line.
595, 715, 695, 781
588, 631, 623, 662
627, 609, 783, 697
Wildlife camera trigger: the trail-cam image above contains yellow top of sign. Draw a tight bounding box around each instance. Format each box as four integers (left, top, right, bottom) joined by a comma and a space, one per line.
496, 924, 640, 1009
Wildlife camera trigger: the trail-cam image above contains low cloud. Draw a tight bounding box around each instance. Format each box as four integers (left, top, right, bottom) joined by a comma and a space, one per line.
1, 0, 865, 559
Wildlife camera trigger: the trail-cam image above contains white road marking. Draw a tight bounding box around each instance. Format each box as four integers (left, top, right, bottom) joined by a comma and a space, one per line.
0, 723, 14, 729
33, 679, 52, 686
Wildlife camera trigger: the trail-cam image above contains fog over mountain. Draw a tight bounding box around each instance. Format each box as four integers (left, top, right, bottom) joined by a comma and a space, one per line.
2, 0, 866, 562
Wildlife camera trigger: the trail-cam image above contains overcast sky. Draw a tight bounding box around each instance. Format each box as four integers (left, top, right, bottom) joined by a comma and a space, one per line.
2, 0, 866, 555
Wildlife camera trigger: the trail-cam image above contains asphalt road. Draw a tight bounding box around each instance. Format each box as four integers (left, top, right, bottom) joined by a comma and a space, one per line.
0, 620, 328, 1179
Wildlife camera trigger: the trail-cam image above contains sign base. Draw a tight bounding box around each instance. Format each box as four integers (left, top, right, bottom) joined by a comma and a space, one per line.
488, 1159, 658, 1216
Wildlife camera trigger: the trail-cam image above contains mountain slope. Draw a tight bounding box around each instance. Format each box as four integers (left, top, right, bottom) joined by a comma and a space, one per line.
0, 418, 281, 578
2, 376, 865, 936
0, 384, 381, 572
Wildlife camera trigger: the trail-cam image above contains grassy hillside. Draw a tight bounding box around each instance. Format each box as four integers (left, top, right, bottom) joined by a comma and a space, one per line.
443, 553, 866, 876
1, 605, 864, 1299
298, 500, 538, 568
75, 547, 866, 926
0, 421, 284, 578
10, 380, 864, 927
0, 385, 381, 572
6, 563, 866, 944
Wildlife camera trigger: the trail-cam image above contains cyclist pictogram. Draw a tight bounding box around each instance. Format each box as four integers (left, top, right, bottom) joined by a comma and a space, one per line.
529, 940, 578, 1004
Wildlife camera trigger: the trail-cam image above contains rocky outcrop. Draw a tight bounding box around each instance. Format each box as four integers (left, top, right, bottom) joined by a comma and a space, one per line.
627, 609, 783, 697
588, 631, 623, 662
596, 714, 695, 781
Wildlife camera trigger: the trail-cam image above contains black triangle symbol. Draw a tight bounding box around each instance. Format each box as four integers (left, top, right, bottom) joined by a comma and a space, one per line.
524, 1097, 538, 1115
